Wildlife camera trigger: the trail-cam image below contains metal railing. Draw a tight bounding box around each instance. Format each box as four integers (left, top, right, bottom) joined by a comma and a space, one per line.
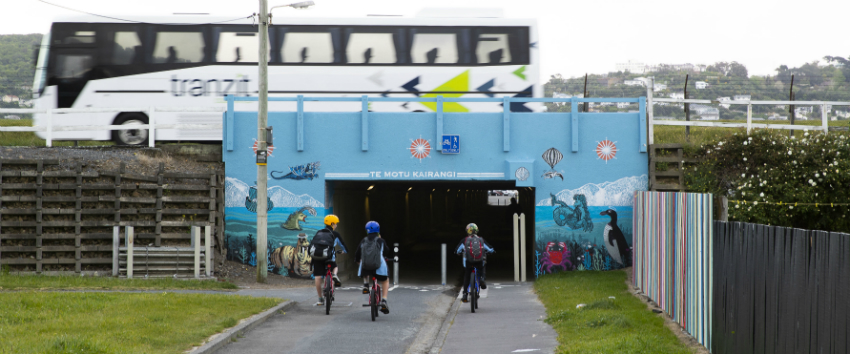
641, 78, 850, 145
0, 107, 225, 147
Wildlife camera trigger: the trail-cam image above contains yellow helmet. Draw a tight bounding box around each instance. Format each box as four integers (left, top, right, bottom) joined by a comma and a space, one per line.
324, 214, 340, 225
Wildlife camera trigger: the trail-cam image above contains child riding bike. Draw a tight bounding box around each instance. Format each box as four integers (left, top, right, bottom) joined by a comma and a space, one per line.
455, 223, 494, 303
355, 221, 392, 314
310, 214, 348, 306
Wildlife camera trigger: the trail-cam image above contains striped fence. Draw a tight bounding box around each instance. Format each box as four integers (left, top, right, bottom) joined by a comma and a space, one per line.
633, 191, 714, 351
713, 222, 850, 354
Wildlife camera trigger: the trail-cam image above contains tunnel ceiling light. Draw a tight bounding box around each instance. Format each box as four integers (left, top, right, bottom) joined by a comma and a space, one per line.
408, 187, 413, 191
367, 185, 374, 190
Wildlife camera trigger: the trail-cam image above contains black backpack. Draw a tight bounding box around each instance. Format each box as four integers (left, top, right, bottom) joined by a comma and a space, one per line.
360, 236, 382, 271
309, 229, 335, 261
464, 236, 484, 263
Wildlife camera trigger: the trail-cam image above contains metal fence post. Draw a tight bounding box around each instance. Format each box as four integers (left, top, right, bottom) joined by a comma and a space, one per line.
148, 107, 156, 147
440, 243, 446, 286
393, 243, 399, 286
513, 213, 520, 282
520, 213, 527, 282
126, 226, 134, 279
46, 109, 53, 147
205, 225, 211, 277
746, 104, 753, 134
112, 226, 119, 276
193, 226, 200, 279
822, 104, 829, 134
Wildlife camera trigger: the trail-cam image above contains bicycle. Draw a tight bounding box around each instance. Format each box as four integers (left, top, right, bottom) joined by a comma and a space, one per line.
368, 275, 383, 321
321, 251, 343, 315
468, 266, 480, 313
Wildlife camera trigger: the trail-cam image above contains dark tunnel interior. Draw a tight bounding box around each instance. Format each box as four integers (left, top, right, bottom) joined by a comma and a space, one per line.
328, 180, 535, 285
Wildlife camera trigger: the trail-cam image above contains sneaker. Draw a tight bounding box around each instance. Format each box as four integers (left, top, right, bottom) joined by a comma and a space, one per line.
481, 282, 487, 290
380, 299, 389, 314
333, 275, 342, 287
461, 293, 469, 303
362, 284, 369, 294
317, 297, 325, 306
363, 303, 370, 307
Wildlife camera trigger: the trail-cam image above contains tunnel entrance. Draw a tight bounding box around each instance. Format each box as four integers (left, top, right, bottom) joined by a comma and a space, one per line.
329, 180, 535, 285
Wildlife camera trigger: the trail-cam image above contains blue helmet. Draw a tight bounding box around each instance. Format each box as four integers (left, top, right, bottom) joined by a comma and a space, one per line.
365, 221, 380, 234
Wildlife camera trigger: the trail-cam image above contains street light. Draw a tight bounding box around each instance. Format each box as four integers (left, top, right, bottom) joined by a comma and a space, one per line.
256, 0, 315, 283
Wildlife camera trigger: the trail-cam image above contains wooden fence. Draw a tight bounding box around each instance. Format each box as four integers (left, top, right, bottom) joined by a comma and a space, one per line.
0, 159, 224, 275
713, 221, 849, 354
633, 191, 714, 351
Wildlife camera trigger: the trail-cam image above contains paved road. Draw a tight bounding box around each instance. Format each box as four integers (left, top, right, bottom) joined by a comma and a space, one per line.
216, 284, 455, 354
437, 282, 558, 354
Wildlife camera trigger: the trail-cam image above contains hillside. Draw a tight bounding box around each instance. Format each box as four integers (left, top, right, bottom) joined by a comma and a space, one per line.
0, 34, 42, 106
545, 59, 850, 120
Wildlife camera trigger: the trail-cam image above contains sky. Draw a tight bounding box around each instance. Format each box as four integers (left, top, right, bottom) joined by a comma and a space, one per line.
2, 0, 849, 82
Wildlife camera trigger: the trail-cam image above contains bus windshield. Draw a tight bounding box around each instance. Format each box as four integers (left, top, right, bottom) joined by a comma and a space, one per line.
32, 31, 51, 98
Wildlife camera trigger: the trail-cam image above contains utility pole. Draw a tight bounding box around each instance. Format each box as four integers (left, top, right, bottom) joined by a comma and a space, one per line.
582, 73, 589, 112
256, 0, 270, 283
789, 74, 795, 138
254, 0, 314, 283
684, 74, 690, 141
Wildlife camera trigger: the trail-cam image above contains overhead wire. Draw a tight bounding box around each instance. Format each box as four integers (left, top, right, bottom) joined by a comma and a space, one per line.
36, 0, 254, 25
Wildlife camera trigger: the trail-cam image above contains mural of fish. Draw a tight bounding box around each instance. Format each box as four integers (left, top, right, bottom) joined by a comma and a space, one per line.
281, 206, 317, 230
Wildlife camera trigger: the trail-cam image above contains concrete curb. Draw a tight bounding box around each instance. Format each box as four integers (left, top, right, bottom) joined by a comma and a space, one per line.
428, 290, 463, 354
187, 300, 296, 354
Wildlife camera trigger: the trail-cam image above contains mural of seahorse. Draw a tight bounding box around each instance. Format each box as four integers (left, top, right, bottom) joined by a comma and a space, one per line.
281, 206, 317, 230
551, 193, 594, 232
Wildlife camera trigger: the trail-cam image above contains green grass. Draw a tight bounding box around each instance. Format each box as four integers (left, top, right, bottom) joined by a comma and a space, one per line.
0, 119, 113, 146
654, 119, 850, 147
535, 270, 695, 354
0, 291, 281, 354
0, 274, 239, 291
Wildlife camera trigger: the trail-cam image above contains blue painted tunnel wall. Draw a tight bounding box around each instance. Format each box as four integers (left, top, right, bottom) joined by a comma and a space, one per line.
223, 96, 648, 278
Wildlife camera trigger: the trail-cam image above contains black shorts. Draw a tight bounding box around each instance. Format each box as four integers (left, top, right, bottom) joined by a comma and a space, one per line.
360, 270, 388, 282
311, 260, 337, 277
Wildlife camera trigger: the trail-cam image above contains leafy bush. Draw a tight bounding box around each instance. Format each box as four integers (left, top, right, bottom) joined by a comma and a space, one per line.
687, 129, 850, 232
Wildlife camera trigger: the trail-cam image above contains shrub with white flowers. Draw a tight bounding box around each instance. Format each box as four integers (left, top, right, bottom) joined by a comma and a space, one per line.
686, 130, 850, 232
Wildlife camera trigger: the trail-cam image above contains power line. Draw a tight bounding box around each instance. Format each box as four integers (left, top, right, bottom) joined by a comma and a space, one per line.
36, 0, 254, 25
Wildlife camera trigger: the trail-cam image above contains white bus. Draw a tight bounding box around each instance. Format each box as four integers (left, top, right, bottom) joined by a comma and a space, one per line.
32, 13, 540, 145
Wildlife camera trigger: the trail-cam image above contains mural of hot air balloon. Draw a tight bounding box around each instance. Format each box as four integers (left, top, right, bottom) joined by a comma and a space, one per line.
245, 185, 274, 213
541, 147, 564, 180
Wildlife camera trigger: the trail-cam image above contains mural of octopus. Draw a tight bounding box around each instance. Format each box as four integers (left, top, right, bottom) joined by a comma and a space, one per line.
551, 193, 593, 232
539, 241, 572, 273
281, 206, 317, 230
271, 234, 312, 278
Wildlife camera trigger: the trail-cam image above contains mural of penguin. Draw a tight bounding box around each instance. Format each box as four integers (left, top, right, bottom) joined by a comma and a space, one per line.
600, 209, 630, 266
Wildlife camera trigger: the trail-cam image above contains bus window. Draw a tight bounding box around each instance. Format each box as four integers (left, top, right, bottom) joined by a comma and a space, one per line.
410, 33, 457, 64
216, 32, 269, 63
152, 31, 204, 64
55, 54, 93, 78
281, 32, 334, 63
346, 32, 396, 64
112, 31, 142, 65
475, 34, 511, 64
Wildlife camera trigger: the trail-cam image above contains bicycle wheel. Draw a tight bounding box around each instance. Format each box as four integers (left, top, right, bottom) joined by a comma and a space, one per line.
325, 276, 333, 315
470, 277, 477, 313
370, 286, 377, 321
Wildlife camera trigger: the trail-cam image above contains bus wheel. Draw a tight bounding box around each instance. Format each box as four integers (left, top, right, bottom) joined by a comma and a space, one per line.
112, 113, 149, 146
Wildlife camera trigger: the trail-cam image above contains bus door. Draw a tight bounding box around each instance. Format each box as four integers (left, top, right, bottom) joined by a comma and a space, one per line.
48, 27, 98, 108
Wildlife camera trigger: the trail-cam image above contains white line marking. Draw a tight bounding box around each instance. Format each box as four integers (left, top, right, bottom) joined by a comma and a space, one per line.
512, 350, 540, 353
388, 285, 398, 292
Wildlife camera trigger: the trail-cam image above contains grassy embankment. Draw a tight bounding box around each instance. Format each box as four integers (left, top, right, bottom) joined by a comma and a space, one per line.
3, 117, 847, 147
0, 274, 280, 354
0, 119, 112, 146
535, 270, 695, 354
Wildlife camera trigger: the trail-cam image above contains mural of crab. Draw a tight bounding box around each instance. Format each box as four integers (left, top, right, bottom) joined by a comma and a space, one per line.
539, 241, 572, 273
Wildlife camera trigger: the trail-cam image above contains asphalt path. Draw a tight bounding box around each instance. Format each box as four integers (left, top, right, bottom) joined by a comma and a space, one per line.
215, 284, 455, 354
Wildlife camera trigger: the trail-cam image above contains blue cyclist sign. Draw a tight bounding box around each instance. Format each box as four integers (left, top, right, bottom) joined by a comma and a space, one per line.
442, 135, 460, 154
